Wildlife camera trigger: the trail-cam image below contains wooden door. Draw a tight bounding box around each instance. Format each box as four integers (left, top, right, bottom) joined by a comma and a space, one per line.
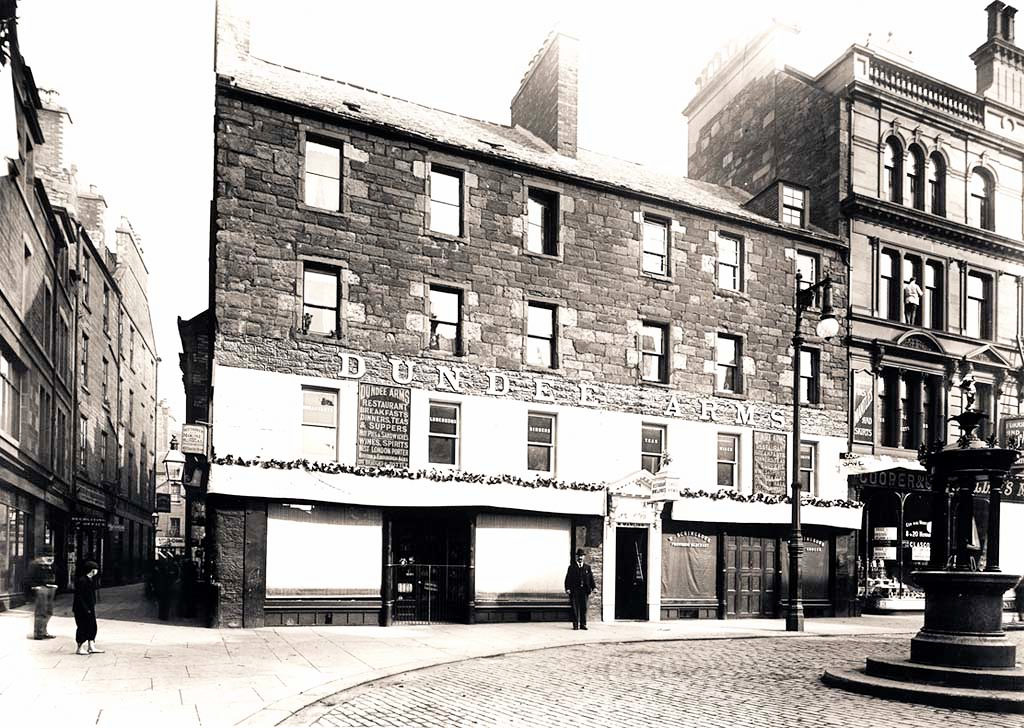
726, 535, 776, 617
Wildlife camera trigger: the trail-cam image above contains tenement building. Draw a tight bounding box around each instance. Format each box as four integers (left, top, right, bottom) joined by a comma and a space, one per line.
686, 2, 1024, 607
201, 4, 860, 628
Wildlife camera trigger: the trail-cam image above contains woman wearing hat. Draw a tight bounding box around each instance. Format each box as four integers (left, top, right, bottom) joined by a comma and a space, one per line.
73, 561, 103, 655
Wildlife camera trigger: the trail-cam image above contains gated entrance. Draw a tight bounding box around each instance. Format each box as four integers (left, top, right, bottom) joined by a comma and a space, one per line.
389, 510, 470, 624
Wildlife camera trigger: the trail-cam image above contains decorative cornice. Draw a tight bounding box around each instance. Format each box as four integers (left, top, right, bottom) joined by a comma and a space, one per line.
841, 193, 1024, 259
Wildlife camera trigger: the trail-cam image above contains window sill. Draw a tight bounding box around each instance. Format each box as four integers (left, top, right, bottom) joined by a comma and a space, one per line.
714, 390, 748, 401
425, 230, 468, 245
294, 331, 345, 345
523, 249, 563, 263
639, 379, 672, 389
524, 363, 560, 375
715, 288, 750, 302
421, 348, 467, 361
641, 272, 673, 283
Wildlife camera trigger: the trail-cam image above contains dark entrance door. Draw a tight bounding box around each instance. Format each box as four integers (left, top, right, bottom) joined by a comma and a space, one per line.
726, 535, 776, 617
615, 527, 648, 620
390, 511, 470, 624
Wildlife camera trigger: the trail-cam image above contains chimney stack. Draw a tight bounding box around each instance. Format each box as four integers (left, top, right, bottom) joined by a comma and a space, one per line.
972, 2, 1024, 108
78, 185, 107, 249
511, 32, 578, 158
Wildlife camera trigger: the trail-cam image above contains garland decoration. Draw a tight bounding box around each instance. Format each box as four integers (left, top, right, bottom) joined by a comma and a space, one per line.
211, 454, 604, 492
675, 487, 859, 509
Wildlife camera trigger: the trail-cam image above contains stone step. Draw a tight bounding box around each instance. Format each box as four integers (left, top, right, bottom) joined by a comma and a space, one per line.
866, 657, 1024, 690
822, 668, 1024, 713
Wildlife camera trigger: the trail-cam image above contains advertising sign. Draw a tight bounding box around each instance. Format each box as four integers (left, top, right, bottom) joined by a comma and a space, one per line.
180, 423, 208, 456
156, 493, 171, 513
356, 383, 411, 467
873, 546, 897, 560
752, 431, 788, 496
852, 370, 874, 445
873, 526, 897, 540
1003, 416, 1024, 453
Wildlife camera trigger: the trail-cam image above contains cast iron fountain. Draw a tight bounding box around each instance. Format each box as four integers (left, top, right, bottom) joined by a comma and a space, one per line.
823, 400, 1024, 711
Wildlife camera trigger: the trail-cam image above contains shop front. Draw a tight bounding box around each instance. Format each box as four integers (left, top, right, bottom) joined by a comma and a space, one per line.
207, 461, 604, 628
0, 483, 33, 609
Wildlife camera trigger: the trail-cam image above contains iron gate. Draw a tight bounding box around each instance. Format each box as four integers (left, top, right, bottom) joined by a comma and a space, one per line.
391, 564, 468, 624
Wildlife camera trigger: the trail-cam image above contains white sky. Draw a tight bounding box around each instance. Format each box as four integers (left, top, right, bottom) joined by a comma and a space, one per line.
16, 0, 988, 426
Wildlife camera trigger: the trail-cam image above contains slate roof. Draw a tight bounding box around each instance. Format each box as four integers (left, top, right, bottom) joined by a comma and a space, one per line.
222, 54, 836, 239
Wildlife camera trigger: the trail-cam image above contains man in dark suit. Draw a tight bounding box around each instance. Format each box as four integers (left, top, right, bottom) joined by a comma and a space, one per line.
564, 548, 596, 630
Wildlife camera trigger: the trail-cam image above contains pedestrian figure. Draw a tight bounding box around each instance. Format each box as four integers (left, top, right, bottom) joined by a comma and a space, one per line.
903, 276, 922, 325
564, 548, 596, 630
73, 561, 103, 655
25, 546, 57, 639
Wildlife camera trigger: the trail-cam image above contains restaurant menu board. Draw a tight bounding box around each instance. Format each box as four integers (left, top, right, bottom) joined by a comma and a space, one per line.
356, 384, 411, 467
752, 431, 788, 496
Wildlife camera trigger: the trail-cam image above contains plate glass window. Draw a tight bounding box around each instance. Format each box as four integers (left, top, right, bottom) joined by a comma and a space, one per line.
527, 303, 556, 368
304, 140, 341, 211
428, 402, 459, 466
527, 413, 555, 473
640, 323, 668, 383
641, 424, 666, 474
302, 265, 339, 337
642, 216, 669, 275
716, 335, 740, 393
717, 234, 742, 291
782, 185, 806, 226
527, 189, 559, 256
799, 442, 815, 493
301, 388, 338, 461
717, 433, 739, 488
429, 286, 462, 354
429, 167, 462, 236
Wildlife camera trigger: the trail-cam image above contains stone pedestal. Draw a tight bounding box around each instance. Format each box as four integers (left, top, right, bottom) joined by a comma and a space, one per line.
910, 571, 1019, 668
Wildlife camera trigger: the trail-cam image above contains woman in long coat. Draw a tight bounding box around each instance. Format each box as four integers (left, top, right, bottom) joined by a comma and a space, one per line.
73, 561, 103, 655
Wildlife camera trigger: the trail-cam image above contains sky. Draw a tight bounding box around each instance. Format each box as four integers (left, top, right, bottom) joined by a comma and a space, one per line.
15, 0, 989, 426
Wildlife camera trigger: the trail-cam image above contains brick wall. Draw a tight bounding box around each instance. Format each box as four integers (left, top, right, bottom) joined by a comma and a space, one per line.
687, 70, 844, 236
211, 89, 848, 426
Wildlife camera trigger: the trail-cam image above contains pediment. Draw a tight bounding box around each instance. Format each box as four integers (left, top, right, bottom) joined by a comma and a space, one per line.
894, 331, 944, 354
965, 344, 1012, 367
607, 469, 654, 497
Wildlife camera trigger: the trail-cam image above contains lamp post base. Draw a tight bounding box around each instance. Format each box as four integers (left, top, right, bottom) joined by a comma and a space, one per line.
785, 607, 804, 632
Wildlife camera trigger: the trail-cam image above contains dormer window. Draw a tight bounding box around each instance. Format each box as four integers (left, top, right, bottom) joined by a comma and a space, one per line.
781, 184, 807, 226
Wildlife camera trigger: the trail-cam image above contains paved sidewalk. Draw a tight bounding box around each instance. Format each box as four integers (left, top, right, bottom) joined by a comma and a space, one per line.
0, 584, 932, 728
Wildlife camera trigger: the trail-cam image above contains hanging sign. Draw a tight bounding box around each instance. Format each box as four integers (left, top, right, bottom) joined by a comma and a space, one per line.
852, 370, 874, 445
180, 424, 209, 456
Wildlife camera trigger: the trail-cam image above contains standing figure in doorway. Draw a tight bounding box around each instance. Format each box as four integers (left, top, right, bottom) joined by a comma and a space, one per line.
73, 561, 103, 655
564, 548, 596, 630
903, 276, 923, 325
25, 546, 58, 639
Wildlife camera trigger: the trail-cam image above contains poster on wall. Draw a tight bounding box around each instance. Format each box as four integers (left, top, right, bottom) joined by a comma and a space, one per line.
752, 431, 787, 496
662, 530, 717, 601
852, 370, 874, 445
356, 383, 411, 467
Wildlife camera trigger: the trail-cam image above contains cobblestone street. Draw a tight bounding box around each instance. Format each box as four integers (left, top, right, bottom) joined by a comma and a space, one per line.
304, 633, 1024, 728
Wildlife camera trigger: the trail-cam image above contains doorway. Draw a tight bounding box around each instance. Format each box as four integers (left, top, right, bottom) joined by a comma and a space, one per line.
390, 510, 470, 624
725, 534, 776, 617
615, 527, 648, 620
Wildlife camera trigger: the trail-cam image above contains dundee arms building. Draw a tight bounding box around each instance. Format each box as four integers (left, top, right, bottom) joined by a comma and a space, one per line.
686, 2, 1024, 606
199, 3, 860, 628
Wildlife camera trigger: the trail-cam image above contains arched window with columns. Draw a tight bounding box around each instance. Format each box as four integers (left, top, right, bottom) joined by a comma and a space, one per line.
907, 145, 925, 210
969, 169, 995, 231
884, 138, 903, 204
927, 153, 946, 216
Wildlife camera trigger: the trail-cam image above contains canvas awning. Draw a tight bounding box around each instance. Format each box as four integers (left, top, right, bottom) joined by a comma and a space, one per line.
208, 463, 605, 516
670, 496, 862, 530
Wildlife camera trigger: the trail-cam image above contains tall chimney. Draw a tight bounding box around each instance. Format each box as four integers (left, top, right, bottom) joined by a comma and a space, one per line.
511, 32, 578, 158
972, 2, 1024, 108
78, 184, 107, 249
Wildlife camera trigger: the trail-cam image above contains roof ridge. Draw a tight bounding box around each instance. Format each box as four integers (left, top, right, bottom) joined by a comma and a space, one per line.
248, 54, 516, 133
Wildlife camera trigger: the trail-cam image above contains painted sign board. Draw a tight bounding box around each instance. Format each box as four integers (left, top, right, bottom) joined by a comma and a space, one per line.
752, 431, 788, 496
180, 423, 209, 456
356, 383, 411, 467
852, 370, 874, 445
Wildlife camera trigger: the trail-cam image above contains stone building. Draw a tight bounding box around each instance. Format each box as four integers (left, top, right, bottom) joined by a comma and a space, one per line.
0, 13, 76, 607
685, 2, 1024, 604
198, 4, 860, 628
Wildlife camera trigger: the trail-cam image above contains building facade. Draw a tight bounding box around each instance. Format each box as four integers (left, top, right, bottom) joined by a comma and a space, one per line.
685, 2, 1024, 605
199, 4, 859, 628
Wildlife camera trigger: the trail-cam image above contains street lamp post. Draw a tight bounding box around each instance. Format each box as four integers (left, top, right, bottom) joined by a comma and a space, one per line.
787, 272, 839, 632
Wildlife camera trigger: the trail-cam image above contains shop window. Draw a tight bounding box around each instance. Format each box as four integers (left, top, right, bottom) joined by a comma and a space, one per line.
799, 348, 820, 405
302, 264, 341, 337
301, 387, 338, 461
884, 138, 902, 203
641, 424, 666, 474
965, 271, 992, 339
526, 302, 557, 368
799, 442, 816, 493
642, 215, 670, 276
526, 188, 559, 256
0, 351, 20, 439
428, 285, 463, 355
429, 166, 462, 237
303, 138, 342, 211
928, 153, 946, 216
717, 233, 743, 291
639, 322, 668, 384
716, 433, 739, 488
428, 401, 460, 466
715, 334, 741, 394
527, 412, 556, 474
968, 169, 995, 231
